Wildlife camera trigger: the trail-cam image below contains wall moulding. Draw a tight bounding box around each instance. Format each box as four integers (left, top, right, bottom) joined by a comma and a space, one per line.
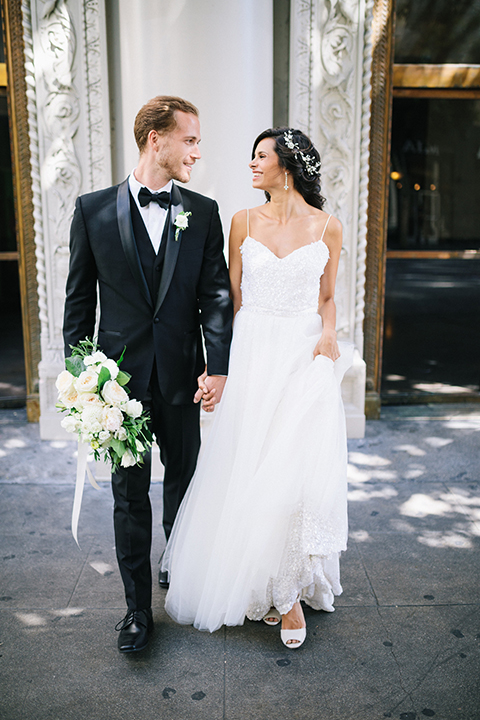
20, 0, 112, 437
289, 0, 373, 436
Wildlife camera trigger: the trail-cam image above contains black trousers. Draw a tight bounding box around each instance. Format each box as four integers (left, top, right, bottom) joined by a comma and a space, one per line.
111, 367, 201, 611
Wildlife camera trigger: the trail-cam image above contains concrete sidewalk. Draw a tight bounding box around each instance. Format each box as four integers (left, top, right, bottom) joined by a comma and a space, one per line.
0, 406, 479, 720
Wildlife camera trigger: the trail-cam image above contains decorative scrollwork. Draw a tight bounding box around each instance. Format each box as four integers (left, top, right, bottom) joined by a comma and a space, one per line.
83, 0, 109, 190
38, 0, 81, 250
22, 0, 48, 335
355, 0, 374, 351
290, 0, 373, 349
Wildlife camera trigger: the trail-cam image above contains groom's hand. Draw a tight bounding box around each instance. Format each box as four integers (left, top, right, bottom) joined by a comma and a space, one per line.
194, 372, 227, 412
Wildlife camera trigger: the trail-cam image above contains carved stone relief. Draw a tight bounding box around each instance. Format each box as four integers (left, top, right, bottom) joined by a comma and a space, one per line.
290, 0, 373, 351
22, 0, 111, 437
290, 0, 373, 435
38, 0, 81, 257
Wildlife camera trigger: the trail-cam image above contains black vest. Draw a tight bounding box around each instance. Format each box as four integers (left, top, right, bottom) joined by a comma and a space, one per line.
129, 194, 169, 303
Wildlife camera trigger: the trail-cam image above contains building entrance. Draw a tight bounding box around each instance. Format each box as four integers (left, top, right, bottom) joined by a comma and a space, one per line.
0, 29, 25, 408
381, 0, 480, 404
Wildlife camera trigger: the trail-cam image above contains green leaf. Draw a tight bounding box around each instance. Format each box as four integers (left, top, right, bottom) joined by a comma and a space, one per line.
65, 355, 85, 378
116, 370, 131, 386
69, 337, 97, 358
117, 346, 127, 366
97, 366, 111, 392
110, 438, 125, 457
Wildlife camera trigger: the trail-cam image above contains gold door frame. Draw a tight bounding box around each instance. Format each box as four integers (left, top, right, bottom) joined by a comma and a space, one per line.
363, 3, 480, 417
363, 0, 395, 419
1, 0, 40, 421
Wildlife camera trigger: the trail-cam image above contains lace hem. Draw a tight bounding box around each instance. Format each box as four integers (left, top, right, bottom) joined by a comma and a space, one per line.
246, 506, 346, 621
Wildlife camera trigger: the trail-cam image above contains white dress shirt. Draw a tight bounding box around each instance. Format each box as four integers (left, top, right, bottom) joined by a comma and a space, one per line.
128, 171, 173, 254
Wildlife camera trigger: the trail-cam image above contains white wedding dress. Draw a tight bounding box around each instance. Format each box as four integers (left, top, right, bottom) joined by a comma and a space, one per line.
163, 215, 352, 633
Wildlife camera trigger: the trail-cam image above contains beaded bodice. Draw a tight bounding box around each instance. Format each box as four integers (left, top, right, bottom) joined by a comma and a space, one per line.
240, 236, 330, 316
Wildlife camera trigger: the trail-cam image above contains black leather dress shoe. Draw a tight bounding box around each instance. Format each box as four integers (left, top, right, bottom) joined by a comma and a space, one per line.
158, 568, 169, 589
116, 608, 153, 653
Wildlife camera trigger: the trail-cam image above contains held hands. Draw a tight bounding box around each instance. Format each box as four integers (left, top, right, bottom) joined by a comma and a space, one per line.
194, 371, 227, 412
313, 328, 340, 362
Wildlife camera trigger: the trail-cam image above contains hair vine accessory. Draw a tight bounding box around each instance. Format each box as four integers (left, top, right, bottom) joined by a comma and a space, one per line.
284, 171, 289, 191
283, 130, 321, 176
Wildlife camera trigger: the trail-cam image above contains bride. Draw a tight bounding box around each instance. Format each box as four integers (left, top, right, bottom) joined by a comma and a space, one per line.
162, 127, 352, 648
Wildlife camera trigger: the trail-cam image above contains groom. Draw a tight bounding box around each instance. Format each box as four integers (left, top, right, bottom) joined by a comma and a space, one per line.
63, 96, 233, 652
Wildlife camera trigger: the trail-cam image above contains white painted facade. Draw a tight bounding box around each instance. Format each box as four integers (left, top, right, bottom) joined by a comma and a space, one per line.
21, 0, 369, 440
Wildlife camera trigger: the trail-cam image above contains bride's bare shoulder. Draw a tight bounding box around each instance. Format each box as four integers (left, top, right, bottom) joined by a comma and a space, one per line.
320, 212, 342, 250
231, 205, 269, 231
231, 208, 248, 227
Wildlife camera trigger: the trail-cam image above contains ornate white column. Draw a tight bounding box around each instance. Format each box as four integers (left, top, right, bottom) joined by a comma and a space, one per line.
290, 0, 373, 437
21, 0, 112, 438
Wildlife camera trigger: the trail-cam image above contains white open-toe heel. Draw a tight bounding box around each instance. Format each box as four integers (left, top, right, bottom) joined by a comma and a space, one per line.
263, 608, 281, 626
281, 626, 306, 649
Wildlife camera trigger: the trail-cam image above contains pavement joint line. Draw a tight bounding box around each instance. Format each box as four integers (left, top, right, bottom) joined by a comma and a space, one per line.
2, 602, 479, 613
66, 537, 95, 608
351, 538, 380, 606
380, 413, 480, 418
378, 612, 414, 717
222, 625, 227, 720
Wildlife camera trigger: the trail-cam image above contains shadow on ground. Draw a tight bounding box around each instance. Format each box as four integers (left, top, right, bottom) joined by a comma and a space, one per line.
0, 407, 479, 720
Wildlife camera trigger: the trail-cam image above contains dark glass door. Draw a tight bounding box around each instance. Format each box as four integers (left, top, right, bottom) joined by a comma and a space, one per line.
0, 28, 26, 408
381, 2, 480, 403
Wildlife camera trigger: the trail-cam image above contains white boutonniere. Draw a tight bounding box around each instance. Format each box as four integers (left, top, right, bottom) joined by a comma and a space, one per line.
173, 211, 192, 241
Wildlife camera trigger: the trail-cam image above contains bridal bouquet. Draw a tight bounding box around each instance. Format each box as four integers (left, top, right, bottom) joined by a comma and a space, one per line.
56, 338, 152, 471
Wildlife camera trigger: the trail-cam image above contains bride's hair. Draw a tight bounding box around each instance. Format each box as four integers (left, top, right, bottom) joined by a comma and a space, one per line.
252, 128, 326, 210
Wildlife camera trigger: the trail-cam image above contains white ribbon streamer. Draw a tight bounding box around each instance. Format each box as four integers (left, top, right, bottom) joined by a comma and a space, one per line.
72, 441, 101, 547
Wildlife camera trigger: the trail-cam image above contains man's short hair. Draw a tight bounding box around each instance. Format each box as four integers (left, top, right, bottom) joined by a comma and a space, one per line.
134, 96, 199, 153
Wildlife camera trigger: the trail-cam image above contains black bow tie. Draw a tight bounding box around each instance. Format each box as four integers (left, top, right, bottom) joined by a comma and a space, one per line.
138, 187, 170, 209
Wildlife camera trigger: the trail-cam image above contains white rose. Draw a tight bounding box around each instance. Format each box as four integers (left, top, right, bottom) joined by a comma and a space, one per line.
56, 370, 75, 395
75, 370, 98, 394
100, 358, 119, 380
59, 386, 79, 408
60, 414, 80, 434
77, 392, 103, 407
115, 427, 127, 441
102, 380, 129, 406
120, 449, 136, 468
83, 421, 103, 435
81, 404, 104, 434
175, 213, 189, 230
98, 430, 111, 445
84, 351, 107, 366
124, 399, 143, 418
135, 440, 145, 453
102, 405, 124, 433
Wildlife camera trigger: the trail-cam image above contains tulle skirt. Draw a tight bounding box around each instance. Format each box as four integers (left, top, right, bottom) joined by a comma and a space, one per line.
163, 308, 352, 633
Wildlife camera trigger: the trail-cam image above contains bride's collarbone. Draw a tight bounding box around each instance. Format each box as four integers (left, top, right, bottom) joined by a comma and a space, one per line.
250, 213, 329, 254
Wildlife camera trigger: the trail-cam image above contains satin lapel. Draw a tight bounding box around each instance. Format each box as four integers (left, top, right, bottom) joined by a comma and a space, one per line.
154, 183, 186, 316
116, 179, 152, 308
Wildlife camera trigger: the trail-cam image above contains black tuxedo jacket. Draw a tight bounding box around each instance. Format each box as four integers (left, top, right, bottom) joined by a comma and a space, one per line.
63, 180, 233, 404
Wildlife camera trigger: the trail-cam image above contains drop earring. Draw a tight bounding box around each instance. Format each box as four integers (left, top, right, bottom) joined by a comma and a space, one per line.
284, 172, 289, 191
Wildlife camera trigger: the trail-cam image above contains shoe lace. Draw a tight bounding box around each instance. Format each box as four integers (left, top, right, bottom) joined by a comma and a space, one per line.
115, 611, 134, 632
115, 610, 150, 632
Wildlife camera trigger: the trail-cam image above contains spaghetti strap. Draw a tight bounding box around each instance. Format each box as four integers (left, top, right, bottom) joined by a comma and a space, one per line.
320, 214, 332, 243
246, 208, 250, 238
